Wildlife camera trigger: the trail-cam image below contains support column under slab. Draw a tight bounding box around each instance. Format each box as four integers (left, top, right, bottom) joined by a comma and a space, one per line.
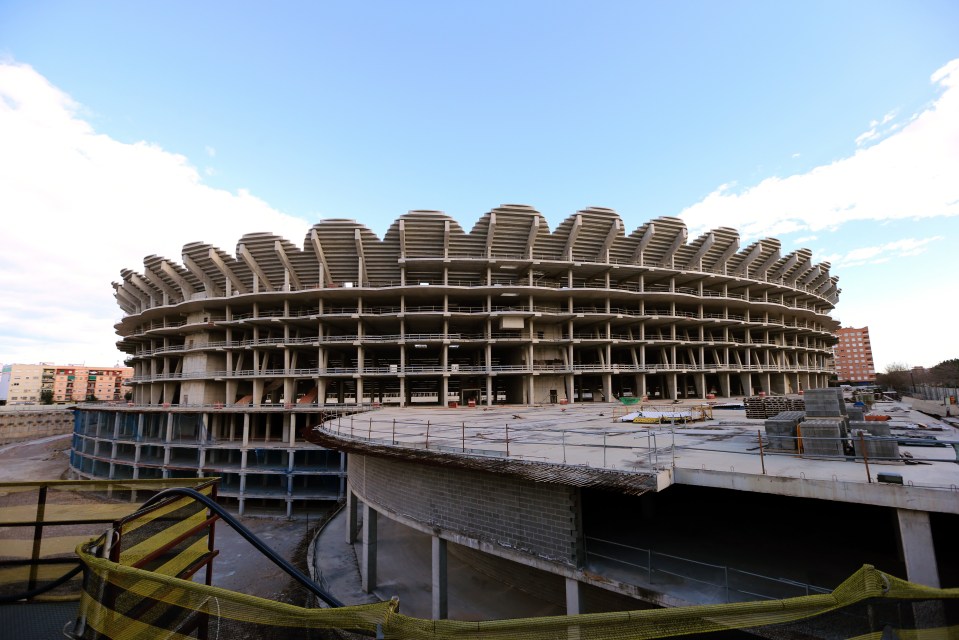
345, 488, 358, 544
565, 577, 583, 615
431, 536, 448, 620
361, 503, 377, 593
897, 508, 940, 587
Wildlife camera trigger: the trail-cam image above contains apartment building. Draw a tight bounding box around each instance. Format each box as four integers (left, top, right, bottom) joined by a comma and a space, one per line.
0, 363, 133, 404
834, 326, 876, 383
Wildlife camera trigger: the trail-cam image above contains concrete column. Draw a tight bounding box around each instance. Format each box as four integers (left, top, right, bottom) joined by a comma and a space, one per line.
361, 503, 378, 593
897, 509, 940, 587
431, 536, 448, 620
719, 372, 730, 398
602, 373, 612, 402
565, 577, 583, 615
345, 488, 358, 543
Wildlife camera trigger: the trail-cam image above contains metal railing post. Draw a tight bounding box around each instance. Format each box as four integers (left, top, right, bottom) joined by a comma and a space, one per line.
859, 431, 872, 483
758, 429, 766, 475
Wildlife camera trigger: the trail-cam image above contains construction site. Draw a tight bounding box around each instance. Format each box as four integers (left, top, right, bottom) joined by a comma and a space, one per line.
6, 387, 959, 639
26, 207, 953, 637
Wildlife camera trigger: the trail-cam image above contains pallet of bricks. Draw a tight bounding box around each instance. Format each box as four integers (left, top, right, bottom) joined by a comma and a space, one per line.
746, 396, 805, 419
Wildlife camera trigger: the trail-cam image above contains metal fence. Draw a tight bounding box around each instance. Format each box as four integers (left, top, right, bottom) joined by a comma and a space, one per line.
584, 536, 831, 605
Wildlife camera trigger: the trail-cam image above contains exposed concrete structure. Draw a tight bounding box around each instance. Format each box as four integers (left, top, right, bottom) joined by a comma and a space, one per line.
0, 406, 74, 445
317, 400, 958, 616
72, 206, 841, 514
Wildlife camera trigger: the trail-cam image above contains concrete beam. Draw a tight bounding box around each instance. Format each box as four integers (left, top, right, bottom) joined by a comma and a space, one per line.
675, 468, 959, 514
596, 218, 621, 263
525, 215, 539, 259
273, 240, 302, 291
733, 242, 763, 277
207, 249, 248, 294
683, 232, 714, 271
486, 212, 496, 258
160, 260, 196, 299
664, 227, 688, 266
182, 254, 223, 297
238, 243, 275, 292
142, 267, 181, 303
632, 223, 656, 262
354, 228, 367, 285
564, 214, 582, 260
309, 228, 335, 287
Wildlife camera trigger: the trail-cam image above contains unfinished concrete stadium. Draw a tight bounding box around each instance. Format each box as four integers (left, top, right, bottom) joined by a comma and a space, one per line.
71, 205, 841, 514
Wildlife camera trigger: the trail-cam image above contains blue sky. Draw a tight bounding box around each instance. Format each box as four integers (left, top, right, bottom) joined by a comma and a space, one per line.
1, 1, 957, 372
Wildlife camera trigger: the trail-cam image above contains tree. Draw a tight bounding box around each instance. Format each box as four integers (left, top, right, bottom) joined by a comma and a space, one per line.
876, 362, 911, 394
929, 358, 959, 387
40, 390, 54, 404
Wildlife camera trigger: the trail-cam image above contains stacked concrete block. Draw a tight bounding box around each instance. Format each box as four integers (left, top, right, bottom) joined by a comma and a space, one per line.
847, 407, 865, 422
764, 411, 805, 451
849, 421, 899, 462
798, 420, 845, 457
803, 388, 847, 417
746, 397, 806, 419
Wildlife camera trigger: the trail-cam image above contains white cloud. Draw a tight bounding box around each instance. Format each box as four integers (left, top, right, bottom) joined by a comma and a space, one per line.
823, 236, 942, 268
0, 61, 311, 366
205, 145, 216, 157
679, 59, 959, 241
793, 235, 817, 244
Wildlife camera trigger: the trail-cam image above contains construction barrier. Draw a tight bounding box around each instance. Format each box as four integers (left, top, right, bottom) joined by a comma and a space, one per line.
0, 478, 216, 603
71, 484, 959, 639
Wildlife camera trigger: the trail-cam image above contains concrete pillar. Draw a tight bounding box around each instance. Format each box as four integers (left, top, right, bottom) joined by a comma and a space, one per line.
345, 488, 358, 543
602, 373, 612, 402
897, 509, 940, 587
739, 373, 752, 396
431, 536, 448, 620
565, 577, 583, 615
361, 503, 378, 593
667, 373, 678, 400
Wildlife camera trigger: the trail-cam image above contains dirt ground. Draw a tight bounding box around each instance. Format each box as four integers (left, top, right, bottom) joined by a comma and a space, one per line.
0, 434, 318, 602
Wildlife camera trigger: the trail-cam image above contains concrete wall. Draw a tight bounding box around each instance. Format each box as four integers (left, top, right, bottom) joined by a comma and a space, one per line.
348, 454, 583, 566
908, 396, 957, 417
0, 408, 74, 445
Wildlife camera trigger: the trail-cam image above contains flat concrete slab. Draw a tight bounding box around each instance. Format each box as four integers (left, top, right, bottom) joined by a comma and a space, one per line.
320, 398, 959, 513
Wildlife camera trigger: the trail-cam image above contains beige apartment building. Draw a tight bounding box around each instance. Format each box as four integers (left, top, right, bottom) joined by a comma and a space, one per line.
0, 363, 133, 405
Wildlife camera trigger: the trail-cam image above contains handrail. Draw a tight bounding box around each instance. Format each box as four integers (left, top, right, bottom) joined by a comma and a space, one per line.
137, 487, 343, 608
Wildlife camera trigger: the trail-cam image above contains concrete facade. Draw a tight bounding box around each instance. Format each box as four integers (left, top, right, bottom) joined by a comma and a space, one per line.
77, 206, 840, 514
